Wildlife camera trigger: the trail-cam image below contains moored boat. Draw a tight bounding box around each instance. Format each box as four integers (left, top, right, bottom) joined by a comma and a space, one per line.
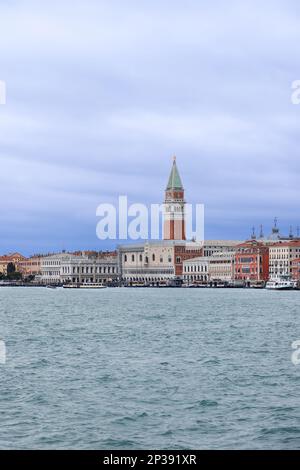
63, 283, 107, 289
265, 277, 296, 290
79, 283, 107, 289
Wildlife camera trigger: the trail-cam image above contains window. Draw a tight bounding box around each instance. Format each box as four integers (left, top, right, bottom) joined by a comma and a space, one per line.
152, 254, 155, 262
132, 255, 135, 262
242, 267, 250, 273
140, 254, 143, 262
176, 257, 181, 263
124, 255, 127, 262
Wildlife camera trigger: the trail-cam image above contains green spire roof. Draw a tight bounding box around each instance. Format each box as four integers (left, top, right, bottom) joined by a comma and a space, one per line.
166, 157, 184, 190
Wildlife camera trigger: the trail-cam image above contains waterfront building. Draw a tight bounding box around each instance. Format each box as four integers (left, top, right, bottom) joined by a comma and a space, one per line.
183, 252, 235, 284
60, 253, 118, 285
269, 241, 300, 279
38, 253, 69, 284
234, 240, 269, 282
183, 257, 210, 283
0, 252, 27, 275
118, 240, 203, 283
17, 256, 43, 276
209, 252, 235, 282
0, 258, 6, 274
163, 157, 186, 241
291, 258, 300, 281
39, 253, 119, 285
39, 252, 119, 285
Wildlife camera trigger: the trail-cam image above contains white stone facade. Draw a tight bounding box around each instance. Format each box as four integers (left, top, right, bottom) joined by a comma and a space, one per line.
39, 253, 118, 285
183, 257, 209, 283
208, 252, 235, 282
118, 241, 176, 282
183, 252, 235, 283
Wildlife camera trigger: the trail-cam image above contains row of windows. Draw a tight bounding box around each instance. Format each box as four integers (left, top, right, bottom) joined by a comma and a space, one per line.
236, 267, 263, 274
270, 254, 298, 259
123, 269, 174, 275
124, 254, 173, 263
270, 248, 300, 253
68, 278, 112, 283
124, 277, 171, 282
184, 265, 208, 273
62, 266, 116, 274
183, 275, 209, 281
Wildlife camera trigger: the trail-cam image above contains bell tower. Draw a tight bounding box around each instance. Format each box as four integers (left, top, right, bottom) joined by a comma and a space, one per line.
163, 156, 186, 240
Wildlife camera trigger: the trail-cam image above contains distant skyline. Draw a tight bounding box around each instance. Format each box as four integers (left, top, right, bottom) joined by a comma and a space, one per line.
1, 0, 300, 255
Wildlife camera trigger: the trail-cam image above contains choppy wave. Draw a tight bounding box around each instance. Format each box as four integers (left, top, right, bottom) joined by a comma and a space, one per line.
0, 287, 300, 449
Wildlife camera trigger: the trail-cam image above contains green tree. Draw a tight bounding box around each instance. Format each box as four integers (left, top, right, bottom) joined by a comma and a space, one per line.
6, 263, 16, 275
6, 263, 22, 281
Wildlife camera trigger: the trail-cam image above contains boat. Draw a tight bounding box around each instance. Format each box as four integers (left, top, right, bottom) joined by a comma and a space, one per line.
79, 283, 107, 289
251, 281, 266, 289
46, 285, 57, 289
63, 283, 107, 289
265, 276, 296, 290
63, 284, 80, 289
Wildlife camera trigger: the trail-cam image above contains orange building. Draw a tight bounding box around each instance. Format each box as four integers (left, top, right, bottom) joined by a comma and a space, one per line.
0, 252, 27, 275
17, 256, 43, 276
234, 240, 269, 281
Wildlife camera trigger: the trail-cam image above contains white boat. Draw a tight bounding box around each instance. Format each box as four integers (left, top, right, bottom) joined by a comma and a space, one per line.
79, 283, 107, 289
266, 277, 296, 290
63, 283, 107, 289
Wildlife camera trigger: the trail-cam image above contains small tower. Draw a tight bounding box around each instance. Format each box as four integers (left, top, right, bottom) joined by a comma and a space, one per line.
272, 217, 279, 236
251, 226, 256, 240
259, 224, 264, 239
163, 156, 186, 240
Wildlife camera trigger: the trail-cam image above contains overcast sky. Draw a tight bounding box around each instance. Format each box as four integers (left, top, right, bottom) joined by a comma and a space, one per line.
0, 0, 300, 255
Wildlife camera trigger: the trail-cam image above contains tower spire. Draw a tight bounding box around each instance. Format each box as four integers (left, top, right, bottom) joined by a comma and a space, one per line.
272, 217, 279, 234
259, 224, 264, 239
166, 156, 184, 191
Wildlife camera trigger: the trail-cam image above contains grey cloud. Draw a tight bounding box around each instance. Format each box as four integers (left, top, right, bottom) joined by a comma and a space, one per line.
1, 0, 300, 254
